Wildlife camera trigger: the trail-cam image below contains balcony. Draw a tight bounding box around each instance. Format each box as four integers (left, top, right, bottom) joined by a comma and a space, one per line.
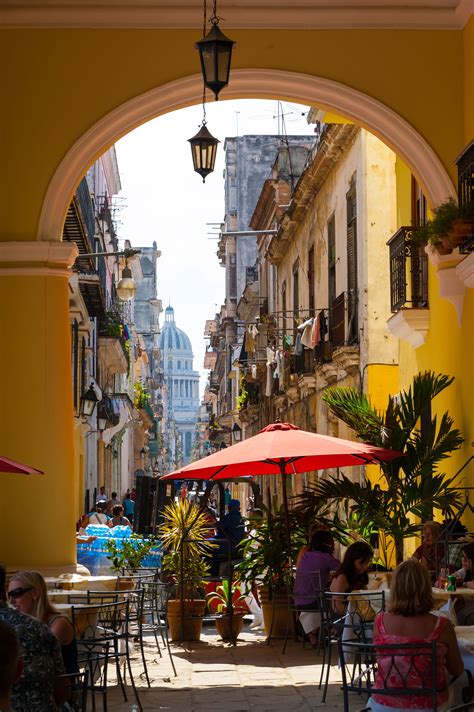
388, 227, 429, 312
456, 141, 474, 255
386, 227, 429, 347
62, 177, 96, 268
97, 311, 129, 374
77, 253, 107, 319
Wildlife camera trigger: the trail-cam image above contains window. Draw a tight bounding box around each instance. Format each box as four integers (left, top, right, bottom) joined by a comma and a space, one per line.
308, 246, 315, 313
228, 254, 237, 299
177, 360, 181, 370
281, 281, 287, 333
346, 183, 358, 344
292, 261, 299, 317
328, 216, 336, 310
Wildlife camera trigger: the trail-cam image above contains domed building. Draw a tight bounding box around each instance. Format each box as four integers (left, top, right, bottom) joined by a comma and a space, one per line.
160, 306, 200, 464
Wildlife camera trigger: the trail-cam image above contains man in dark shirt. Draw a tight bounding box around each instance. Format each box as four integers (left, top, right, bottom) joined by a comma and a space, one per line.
0, 565, 66, 712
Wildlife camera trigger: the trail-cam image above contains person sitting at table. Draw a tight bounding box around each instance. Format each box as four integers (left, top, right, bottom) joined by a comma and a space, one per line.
0, 565, 67, 712
330, 541, 373, 619
294, 530, 340, 646
411, 520, 445, 576
454, 542, 474, 625
7, 570, 78, 676
295, 520, 329, 566
369, 559, 464, 711
108, 504, 132, 529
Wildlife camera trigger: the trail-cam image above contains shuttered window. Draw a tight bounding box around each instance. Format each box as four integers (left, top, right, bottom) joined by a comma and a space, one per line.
72, 321, 79, 414
328, 216, 336, 310
308, 246, 315, 312
346, 186, 358, 343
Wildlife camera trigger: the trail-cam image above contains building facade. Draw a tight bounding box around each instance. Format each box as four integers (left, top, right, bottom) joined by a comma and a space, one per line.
160, 306, 200, 465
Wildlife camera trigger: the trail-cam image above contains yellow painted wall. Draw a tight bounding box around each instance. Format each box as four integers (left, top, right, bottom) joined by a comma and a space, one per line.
0, 27, 465, 242
0, 272, 77, 568
464, 16, 474, 141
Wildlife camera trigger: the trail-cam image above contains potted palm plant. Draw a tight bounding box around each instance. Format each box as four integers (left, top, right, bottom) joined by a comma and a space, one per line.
237, 510, 306, 637
206, 578, 246, 641
159, 499, 216, 641
293, 371, 463, 568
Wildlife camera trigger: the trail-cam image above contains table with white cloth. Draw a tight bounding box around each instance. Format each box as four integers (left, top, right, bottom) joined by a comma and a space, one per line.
455, 626, 474, 671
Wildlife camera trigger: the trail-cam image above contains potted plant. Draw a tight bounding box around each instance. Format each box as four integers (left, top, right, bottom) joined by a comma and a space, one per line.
413, 198, 474, 255
236, 510, 306, 637
106, 533, 158, 572
206, 578, 246, 641
159, 499, 216, 642
294, 371, 463, 568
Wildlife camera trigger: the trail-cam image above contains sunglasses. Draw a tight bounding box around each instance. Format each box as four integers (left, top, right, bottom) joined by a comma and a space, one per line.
7, 587, 34, 600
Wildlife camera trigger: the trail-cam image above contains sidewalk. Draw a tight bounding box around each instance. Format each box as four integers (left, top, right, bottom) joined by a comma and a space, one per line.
108, 623, 347, 711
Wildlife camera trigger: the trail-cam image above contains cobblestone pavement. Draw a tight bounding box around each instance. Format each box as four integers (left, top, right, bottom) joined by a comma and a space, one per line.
107, 623, 349, 711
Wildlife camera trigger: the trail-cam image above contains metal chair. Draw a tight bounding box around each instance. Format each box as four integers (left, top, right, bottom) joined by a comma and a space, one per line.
319, 589, 385, 703
140, 580, 177, 677
338, 638, 449, 712
72, 599, 142, 712
58, 670, 89, 712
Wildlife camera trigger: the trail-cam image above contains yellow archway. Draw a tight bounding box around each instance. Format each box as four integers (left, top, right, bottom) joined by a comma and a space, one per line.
39, 69, 455, 243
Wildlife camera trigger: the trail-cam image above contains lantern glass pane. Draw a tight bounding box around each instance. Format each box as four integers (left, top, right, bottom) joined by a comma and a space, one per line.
217, 45, 231, 82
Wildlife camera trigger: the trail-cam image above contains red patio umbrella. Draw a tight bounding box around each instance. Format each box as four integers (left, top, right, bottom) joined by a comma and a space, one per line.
161, 422, 401, 560
0, 455, 44, 475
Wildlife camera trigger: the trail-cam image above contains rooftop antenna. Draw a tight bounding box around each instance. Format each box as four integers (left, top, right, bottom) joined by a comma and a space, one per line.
235, 110, 240, 136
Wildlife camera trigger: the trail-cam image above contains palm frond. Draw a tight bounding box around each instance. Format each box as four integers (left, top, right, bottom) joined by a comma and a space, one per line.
322, 387, 386, 445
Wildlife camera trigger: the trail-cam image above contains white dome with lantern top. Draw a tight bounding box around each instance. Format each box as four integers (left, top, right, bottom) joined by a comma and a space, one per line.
160, 306, 193, 356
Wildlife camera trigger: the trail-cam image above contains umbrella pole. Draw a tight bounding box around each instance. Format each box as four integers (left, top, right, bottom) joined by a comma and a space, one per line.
279, 461, 293, 570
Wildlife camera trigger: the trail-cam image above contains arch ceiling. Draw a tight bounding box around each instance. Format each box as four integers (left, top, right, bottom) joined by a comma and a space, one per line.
1, 0, 472, 29
39, 68, 456, 243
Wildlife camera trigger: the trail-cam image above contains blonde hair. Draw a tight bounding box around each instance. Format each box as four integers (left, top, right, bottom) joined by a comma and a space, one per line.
389, 560, 433, 616
13, 571, 57, 623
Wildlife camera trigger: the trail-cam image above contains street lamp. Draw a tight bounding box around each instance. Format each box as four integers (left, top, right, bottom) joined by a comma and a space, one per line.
80, 384, 99, 417
232, 422, 242, 443
140, 447, 147, 459
195, 0, 235, 101
97, 402, 108, 431
188, 109, 219, 182
116, 263, 136, 301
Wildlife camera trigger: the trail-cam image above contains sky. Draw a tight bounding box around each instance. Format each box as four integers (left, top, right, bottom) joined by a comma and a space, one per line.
115, 99, 313, 395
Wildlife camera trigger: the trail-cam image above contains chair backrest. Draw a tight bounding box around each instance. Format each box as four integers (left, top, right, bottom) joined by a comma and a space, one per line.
323, 589, 385, 641
72, 599, 129, 642
338, 639, 441, 711
142, 580, 171, 615
68, 591, 122, 606
58, 670, 89, 712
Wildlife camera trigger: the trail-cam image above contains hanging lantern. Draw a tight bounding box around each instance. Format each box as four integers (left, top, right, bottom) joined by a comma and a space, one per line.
188, 121, 220, 183
196, 15, 235, 101
116, 264, 136, 301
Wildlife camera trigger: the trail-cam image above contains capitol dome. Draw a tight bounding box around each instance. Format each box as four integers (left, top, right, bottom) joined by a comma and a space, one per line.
160, 306, 193, 355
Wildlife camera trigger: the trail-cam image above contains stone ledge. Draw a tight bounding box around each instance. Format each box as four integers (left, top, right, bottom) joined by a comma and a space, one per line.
386, 308, 429, 348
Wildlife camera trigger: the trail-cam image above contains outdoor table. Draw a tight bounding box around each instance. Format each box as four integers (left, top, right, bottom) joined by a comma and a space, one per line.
44, 575, 117, 591
455, 626, 474, 670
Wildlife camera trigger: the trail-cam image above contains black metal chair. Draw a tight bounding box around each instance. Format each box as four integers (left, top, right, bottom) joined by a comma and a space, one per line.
337, 638, 465, 712
58, 670, 89, 712
140, 580, 177, 677
72, 599, 142, 712
319, 589, 385, 703
282, 570, 323, 654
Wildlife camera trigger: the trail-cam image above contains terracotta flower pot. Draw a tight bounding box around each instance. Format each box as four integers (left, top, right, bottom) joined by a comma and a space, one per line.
215, 613, 244, 641
258, 585, 292, 638
167, 599, 206, 642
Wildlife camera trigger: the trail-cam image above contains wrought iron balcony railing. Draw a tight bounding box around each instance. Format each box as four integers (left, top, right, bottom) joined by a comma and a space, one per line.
387, 226, 428, 313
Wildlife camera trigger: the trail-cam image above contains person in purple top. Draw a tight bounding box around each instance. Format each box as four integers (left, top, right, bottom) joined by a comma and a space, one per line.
294, 529, 340, 645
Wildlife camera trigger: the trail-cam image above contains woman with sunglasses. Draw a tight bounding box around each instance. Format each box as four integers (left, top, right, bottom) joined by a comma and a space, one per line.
7, 571, 78, 676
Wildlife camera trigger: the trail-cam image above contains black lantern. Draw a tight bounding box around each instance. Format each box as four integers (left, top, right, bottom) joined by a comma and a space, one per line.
97, 402, 108, 431
232, 422, 242, 443
140, 447, 147, 459
188, 120, 220, 182
196, 4, 235, 101
80, 384, 99, 417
